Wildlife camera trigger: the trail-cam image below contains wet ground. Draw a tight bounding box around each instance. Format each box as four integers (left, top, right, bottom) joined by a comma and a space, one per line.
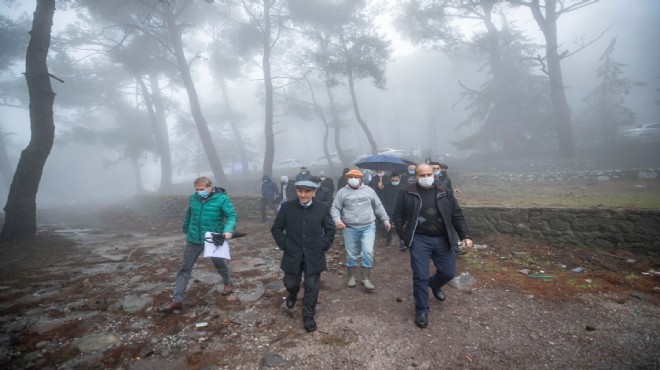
0, 204, 658, 369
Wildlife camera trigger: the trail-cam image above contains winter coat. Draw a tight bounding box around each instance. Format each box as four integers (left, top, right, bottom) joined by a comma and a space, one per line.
381, 182, 405, 216
271, 200, 336, 275
314, 185, 333, 206
393, 183, 470, 250
261, 176, 279, 199
183, 187, 237, 245
321, 177, 335, 194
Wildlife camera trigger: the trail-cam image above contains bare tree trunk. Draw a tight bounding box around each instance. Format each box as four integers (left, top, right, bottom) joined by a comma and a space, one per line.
261, 0, 275, 177
1, 0, 56, 242
136, 73, 173, 192
325, 82, 350, 167
483, 6, 520, 157
346, 65, 378, 156
162, 4, 228, 184
0, 129, 13, 189
149, 73, 173, 190
305, 78, 333, 170
530, 0, 575, 158
131, 156, 145, 193
219, 79, 250, 175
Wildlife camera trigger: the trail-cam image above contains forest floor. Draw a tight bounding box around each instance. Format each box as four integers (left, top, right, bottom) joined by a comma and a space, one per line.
0, 182, 659, 369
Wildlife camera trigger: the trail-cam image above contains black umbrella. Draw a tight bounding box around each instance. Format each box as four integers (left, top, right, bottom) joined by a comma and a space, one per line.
355, 154, 409, 172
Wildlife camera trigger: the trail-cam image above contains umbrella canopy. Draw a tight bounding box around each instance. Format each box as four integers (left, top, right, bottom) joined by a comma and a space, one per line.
355, 154, 409, 172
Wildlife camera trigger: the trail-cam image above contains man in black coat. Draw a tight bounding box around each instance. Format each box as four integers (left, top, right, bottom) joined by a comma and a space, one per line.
393, 164, 473, 329
311, 176, 333, 206
271, 180, 336, 332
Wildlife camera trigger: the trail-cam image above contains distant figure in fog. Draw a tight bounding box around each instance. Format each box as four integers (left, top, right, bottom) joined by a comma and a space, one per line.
400, 163, 417, 185
318, 171, 335, 195
277, 176, 295, 210
381, 173, 406, 250
295, 166, 312, 182
261, 175, 279, 222
311, 176, 333, 206
337, 167, 350, 189
158, 176, 237, 313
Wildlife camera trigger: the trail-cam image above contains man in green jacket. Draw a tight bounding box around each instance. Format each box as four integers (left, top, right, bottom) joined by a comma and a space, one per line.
159, 176, 238, 312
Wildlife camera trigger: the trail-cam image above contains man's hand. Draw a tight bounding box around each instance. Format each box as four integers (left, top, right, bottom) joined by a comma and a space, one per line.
335, 220, 346, 230
462, 238, 473, 248
384, 221, 391, 231
224, 232, 233, 240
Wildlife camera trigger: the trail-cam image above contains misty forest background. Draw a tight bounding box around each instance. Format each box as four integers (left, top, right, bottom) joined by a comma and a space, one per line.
0, 0, 658, 240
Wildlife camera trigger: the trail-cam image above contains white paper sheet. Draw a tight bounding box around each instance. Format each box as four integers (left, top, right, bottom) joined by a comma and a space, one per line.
203, 232, 231, 259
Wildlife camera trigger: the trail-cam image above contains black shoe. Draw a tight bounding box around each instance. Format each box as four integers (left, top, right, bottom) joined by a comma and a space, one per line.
415, 312, 428, 328
303, 316, 317, 332
285, 292, 297, 309
429, 282, 446, 301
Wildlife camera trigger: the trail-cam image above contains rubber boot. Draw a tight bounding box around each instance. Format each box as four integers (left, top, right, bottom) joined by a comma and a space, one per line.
361, 267, 375, 291
347, 267, 358, 288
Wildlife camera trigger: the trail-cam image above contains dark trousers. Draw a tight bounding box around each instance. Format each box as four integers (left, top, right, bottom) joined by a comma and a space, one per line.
261, 197, 277, 221
409, 234, 456, 314
283, 260, 321, 318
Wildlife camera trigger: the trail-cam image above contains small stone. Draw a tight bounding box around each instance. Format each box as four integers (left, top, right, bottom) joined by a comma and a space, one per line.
261, 353, 284, 367
585, 325, 596, 331
630, 292, 645, 300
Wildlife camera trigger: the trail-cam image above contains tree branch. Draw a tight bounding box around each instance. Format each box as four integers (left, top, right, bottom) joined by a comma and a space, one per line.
48, 73, 64, 83
561, 23, 614, 60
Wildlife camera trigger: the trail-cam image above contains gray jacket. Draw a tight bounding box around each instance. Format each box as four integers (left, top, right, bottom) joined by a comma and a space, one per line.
331, 183, 390, 227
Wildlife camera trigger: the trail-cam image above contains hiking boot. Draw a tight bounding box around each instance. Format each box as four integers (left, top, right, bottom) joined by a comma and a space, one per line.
361, 267, 375, 291
347, 267, 358, 288
221, 283, 233, 296
158, 301, 183, 313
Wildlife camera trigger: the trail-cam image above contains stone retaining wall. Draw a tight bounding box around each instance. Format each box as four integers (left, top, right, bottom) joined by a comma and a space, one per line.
462, 206, 660, 249
133, 195, 660, 250
457, 168, 660, 184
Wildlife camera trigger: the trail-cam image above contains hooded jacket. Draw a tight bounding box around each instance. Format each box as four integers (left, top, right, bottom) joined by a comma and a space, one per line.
393, 183, 469, 250
183, 186, 237, 244
261, 175, 279, 198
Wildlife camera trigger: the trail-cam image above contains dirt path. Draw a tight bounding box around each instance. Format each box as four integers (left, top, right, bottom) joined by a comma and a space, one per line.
0, 207, 658, 369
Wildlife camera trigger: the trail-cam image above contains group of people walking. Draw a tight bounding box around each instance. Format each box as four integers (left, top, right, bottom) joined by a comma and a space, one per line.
158, 161, 472, 332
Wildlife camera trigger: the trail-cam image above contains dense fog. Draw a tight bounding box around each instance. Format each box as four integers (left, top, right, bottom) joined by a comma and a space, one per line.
0, 0, 658, 207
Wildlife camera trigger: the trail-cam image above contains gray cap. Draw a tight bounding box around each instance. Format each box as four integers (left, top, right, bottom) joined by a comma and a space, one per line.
295, 180, 319, 189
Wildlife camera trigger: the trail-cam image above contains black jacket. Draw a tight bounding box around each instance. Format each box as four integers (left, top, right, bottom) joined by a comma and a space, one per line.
321, 177, 335, 194
314, 186, 333, 206
271, 200, 336, 275
393, 183, 470, 249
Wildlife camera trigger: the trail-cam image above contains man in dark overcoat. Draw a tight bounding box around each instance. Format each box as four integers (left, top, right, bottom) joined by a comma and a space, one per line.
271, 180, 336, 332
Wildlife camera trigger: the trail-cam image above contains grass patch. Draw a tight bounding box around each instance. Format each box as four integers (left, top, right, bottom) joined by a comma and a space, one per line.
319, 335, 351, 346
624, 273, 641, 281
458, 178, 660, 209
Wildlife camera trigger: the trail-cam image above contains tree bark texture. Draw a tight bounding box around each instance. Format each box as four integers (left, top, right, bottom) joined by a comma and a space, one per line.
0, 129, 13, 190
1, 0, 56, 242
261, 0, 275, 177
219, 79, 250, 175
162, 4, 228, 185
325, 82, 350, 168
531, 0, 575, 158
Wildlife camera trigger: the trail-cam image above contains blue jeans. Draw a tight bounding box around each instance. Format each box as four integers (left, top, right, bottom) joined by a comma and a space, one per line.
343, 223, 377, 268
173, 242, 232, 303
409, 234, 456, 314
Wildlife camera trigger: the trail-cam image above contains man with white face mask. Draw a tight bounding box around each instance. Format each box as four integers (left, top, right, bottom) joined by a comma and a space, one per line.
393, 164, 473, 329
331, 169, 391, 291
